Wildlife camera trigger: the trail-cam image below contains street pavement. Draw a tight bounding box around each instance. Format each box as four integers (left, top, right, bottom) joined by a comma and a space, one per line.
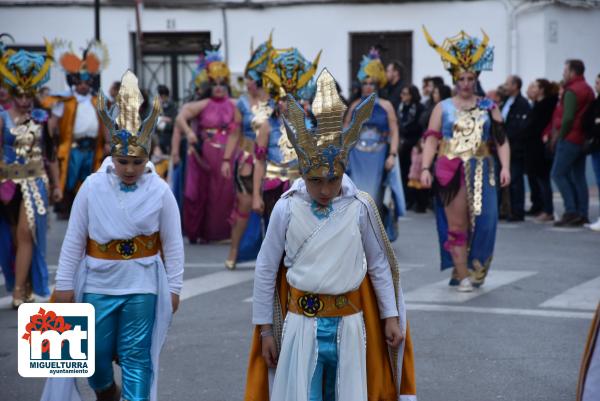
0, 197, 599, 401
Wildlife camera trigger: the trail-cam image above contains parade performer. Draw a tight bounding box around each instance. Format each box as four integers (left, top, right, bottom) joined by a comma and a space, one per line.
226, 35, 275, 267
420, 27, 510, 291
245, 69, 416, 401
577, 303, 600, 401
345, 48, 405, 241
175, 45, 242, 243
43, 39, 109, 219
43, 70, 184, 401
0, 41, 60, 308
251, 46, 321, 223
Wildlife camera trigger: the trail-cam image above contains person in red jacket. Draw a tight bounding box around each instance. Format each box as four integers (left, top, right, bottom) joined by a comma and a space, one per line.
551, 59, 595, 227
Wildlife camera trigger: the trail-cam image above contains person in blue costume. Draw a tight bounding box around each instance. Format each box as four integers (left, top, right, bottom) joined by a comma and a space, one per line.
224, 35, 276, 268
45, 71, 184, 401
345, 48, 405, 241
420, 27, 511, 292
0, 41, 61, 308
252, 45, 321, 225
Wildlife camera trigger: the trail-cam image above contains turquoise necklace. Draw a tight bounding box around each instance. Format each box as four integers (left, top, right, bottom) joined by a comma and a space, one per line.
119, 182, 138, 192
311, 200, 333, 220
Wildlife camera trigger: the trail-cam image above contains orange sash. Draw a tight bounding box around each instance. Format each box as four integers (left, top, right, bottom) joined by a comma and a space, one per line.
577, 303, 600, 400
243, 265, 417, 401
42, 95, 106, 192
86, 233, 161, 260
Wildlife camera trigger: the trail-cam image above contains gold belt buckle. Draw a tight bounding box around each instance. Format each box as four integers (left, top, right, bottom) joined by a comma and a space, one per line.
297, 293, 324, 317
116, 239, 138, 259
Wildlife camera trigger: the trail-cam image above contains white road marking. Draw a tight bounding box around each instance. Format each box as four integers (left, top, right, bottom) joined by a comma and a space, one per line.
546, 227, 584, 233
404, 270, 538, 303
498, 223, 520, 229
183, 262, 256, 269
407, 303, 594, 319
180, 270, 254, 301
0, 287, 53, 309
0, 270, 254, 309
539, 276, 600, 311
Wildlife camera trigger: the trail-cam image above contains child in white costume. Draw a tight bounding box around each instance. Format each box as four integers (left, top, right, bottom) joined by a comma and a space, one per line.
42, 71, 184, 401
245, 69, 416, 401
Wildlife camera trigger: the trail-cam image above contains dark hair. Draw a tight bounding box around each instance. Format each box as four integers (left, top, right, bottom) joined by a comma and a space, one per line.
535, 78, 558, 98
402, 84, 421, 104
157, 84, 170, 97
422, 76, 432, 84
431, 76, 445, 87
387, 60, 404, 77
434, 83, 452, 101
511, 75, 523, 90
566, 59, 585, 76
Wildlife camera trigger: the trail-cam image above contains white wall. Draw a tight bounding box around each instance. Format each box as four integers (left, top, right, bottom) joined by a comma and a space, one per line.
0, 1, 597, 98
224, 1, 509, 94
544, 5, 600, 86
515, 7, 546, 90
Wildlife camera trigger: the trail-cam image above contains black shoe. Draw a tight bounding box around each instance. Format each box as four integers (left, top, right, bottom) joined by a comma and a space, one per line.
566, 215, 589, 227
554, 212, 580, 227
95, 382, 121, 401
507, 215, 525, 222
525, 208, 543, 216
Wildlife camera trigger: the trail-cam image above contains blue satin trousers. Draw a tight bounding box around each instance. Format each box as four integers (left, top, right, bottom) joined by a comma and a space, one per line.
309, 317, 340, 401
83, 293, 156, 401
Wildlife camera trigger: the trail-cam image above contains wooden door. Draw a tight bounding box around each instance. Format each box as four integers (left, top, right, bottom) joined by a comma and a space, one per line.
349, 31, 413, 89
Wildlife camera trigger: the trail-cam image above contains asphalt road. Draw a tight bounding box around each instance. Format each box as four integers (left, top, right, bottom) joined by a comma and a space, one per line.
0, 196, 599, 401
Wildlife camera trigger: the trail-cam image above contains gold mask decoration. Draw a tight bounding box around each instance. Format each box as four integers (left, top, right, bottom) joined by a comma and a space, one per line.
281, 68, 376, 178
0, 40, 54, 97
422, 26, 493, 82
97, 70, 161, 158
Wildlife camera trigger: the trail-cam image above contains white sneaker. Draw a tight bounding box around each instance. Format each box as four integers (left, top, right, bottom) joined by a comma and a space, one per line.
457, 277, 474, 292
589, 218, 600, 232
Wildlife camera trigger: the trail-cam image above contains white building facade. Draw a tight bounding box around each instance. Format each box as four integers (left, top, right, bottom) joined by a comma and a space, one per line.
1, 0, 599, 100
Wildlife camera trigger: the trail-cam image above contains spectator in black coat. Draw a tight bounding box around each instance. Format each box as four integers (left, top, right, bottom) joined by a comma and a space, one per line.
583, 73, 600, 231
524, 79, 559, 222
501, 75, 532, 221
398, 84, 425, 209
382, 61, 405, 113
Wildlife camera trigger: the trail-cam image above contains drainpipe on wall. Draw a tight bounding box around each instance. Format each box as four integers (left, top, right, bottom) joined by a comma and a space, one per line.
222, 7, 229, 62
493, 0, 597, 76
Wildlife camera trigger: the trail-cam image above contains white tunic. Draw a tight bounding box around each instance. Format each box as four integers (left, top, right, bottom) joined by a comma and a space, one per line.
253, 175, 398, 325
55, 157, 184, 295
51, 91, 99, 139
252, 175, 403, 401
42, 157, 184, 401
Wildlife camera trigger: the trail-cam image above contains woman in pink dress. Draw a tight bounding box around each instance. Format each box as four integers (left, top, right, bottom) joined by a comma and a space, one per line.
176, 49, 242, 242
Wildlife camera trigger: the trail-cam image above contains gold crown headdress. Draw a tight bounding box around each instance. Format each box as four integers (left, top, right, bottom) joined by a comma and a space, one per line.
423, 26, 494, 82
263, 47, 321, 101
357, 47, 387, 88
245, 32, 274, 83
193, 43, 230, 89
97, 70, 161, 158
0, 40, 53, 96
282, 68, 376, 178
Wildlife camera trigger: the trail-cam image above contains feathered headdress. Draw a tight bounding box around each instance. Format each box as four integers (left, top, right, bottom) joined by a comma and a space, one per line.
245, 32, 274, 85
193, 42, 230, 89
263, 47, 321, 101
357, 47, 387, 88
282, 68, 375, 178
53, 38, 109, 87
422, 26, 494, 82
97, 70, 161, 158
0, 39, 53, 96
